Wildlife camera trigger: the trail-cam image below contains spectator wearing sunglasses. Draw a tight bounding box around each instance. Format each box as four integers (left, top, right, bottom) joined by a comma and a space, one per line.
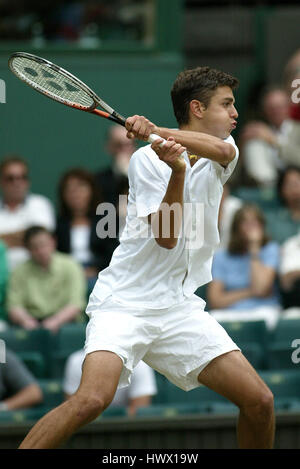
0, 156, 55, 271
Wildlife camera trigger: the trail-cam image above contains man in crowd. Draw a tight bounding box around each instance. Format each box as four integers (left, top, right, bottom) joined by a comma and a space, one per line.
0, 156, 55, 271
7, 226, 86, 332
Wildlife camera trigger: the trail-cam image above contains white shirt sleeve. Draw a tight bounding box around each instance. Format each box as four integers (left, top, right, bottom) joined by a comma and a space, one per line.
62, 350, 85, 395
128, 147, 169, 218
211, 135, 239, 185
280, 236, 300, 275
128, 361, 157, 399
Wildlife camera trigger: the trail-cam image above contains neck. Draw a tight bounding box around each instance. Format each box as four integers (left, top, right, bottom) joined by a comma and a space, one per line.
4, 199, 23, 210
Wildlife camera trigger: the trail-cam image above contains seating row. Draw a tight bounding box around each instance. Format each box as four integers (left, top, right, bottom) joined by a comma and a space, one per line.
0, 369, 299, 423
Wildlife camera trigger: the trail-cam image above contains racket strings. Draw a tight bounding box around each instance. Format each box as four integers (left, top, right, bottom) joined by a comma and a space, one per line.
10, 56, 95, 109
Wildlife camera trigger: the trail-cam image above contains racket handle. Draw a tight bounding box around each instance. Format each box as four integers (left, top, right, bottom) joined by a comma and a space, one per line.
148, 133, 166, 147
148, 133, 186, 161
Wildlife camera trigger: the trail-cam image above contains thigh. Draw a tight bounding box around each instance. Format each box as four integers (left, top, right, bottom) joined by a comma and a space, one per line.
198, 350, 271, 407
77, 350, 123, 403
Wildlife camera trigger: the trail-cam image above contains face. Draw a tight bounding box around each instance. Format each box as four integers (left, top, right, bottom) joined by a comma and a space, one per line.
63, 177, 92, 214
28, 232, 55, 267
281, 170, 300, 207
199, 86, 238, 139
262, 90, 289, 128
107, 126, 135, 173
0, 162, 29, 203
238, 209, 263, 239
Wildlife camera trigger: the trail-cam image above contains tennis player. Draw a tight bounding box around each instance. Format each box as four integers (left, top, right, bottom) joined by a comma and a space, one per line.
19, 66, 275, 449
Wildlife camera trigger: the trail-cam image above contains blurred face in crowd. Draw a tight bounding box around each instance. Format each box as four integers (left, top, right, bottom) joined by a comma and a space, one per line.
196, 86, 238, 140
0, 162, 29, 205
106, 126, 135, 175
238, 208, 264, 243
262, 89, 289, 129
28, 232, 56, 268
281, 169, 300, 208
63, 176, 92, 216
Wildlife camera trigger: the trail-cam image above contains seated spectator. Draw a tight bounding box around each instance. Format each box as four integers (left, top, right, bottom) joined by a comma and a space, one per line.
0, 349, 43, 412
240, 86, 290, 188
56, 168, 112, 292
0, 241, 8, 330
0, 156, 55, 271
207, 204, 281, 330
265, 166, 300, 244
7, 226, 86, 333
95, 125, 135, 238
218, 183, 242, 249
63, 349, 157, 417
279, 232, 300, 316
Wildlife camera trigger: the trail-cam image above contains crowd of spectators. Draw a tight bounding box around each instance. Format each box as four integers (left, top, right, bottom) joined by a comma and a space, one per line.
0, 0, 153, 44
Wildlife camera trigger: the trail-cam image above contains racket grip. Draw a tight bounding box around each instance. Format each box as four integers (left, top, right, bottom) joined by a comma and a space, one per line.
148, 133, 166, 147
148, 133, 186, 160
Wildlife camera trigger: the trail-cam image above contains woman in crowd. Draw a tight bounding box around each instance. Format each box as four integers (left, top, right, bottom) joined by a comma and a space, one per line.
56, 168, 117, 292
207, 204, 281, 330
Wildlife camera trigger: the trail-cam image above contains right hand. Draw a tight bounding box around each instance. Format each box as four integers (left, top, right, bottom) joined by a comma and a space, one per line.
125, 115, 159, 142
151, 137, 186, 173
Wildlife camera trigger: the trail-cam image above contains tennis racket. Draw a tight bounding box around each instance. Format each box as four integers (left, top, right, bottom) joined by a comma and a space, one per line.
8, 51, 164, 146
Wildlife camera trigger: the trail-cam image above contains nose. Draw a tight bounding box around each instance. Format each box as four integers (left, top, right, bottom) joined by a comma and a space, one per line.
232, 106, 238, 119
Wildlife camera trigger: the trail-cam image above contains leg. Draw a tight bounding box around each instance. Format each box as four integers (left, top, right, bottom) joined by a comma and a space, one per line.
19, 351, 123, 449
198, 350, 275, 449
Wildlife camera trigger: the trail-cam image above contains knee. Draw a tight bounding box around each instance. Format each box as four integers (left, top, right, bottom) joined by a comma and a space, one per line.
70, 393, 110, 423
241, 388, 274, 424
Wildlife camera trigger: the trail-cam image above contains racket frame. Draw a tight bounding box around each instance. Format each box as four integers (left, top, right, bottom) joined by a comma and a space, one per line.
8, 52, 126, 125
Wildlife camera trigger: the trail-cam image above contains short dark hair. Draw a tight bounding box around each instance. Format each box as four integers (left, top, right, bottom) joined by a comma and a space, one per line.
0, 155, 29, 177
24, 226, 53, 248
171, 66, 239, 126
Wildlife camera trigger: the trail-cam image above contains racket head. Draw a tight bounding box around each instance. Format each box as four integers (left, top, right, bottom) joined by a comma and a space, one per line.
8, 52, 104, 112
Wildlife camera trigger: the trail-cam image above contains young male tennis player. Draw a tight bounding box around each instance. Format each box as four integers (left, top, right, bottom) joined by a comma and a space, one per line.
20, 66, 275, 449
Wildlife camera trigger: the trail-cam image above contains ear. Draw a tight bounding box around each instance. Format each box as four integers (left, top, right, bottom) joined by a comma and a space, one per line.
189, 99, 206, 119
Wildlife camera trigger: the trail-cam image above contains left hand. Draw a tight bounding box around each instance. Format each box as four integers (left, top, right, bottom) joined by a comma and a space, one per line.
151, 137, 186, 173
125, 115, 160, 142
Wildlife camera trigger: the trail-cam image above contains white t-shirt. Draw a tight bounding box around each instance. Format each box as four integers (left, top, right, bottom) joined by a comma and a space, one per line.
92, 136, 239, 308
0, 194, 55, 270
280, 234, 300, 275
63, 349, 157, 406
70, 225, 92, 265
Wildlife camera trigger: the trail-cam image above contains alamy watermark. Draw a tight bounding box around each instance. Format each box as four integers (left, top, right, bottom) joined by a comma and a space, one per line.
0, 79, 6, 103
0, 339, 5, 363
291, 79, 300, 104
96, 196, 205, 249
291, 339, 300, 364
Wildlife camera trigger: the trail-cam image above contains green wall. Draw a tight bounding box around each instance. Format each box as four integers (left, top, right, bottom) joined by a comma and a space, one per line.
0, 51, 183, 203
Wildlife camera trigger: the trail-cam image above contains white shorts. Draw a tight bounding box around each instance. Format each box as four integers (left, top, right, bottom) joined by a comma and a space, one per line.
84, 294, 240, 392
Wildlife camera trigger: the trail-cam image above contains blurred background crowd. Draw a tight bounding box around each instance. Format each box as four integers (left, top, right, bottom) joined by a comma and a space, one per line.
0, 0, 300, 447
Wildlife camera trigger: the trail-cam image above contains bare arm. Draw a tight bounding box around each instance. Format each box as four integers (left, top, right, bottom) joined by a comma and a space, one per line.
0, 230, 26, 247
250, 254, 276, 297
147, 144, 186, 249
125, 115, 235, 166
157, 127, 236, 166
2, 383, 43, 410
207, 280, 253, 309
9, 307, 40, 330
41, 305, 82, 333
